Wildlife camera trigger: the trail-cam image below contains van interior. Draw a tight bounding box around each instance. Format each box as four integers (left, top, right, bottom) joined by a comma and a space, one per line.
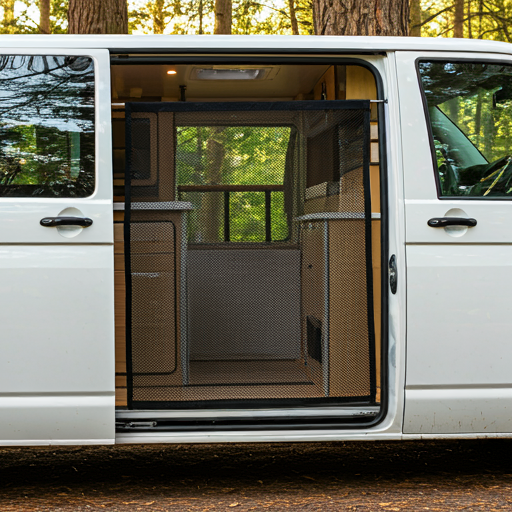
110, 60, 383, 418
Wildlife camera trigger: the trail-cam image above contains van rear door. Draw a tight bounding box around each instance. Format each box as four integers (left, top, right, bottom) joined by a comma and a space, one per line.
398, 51, 512, 435
0, 49, 114, 445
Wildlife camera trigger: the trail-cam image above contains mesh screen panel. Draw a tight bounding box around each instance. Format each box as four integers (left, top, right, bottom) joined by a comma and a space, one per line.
124, 101, 375, 409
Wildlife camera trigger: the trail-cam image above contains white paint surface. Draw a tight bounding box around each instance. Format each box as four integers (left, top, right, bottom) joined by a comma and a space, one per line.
0, 48, 114, 445
397, 51, 512, 434
0, 35, 508, 56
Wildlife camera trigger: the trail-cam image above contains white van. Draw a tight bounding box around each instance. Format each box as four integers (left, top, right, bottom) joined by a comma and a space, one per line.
1, 35, 511, 446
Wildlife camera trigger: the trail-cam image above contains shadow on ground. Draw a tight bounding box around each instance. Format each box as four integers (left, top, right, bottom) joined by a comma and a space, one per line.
1, 439, 512, 511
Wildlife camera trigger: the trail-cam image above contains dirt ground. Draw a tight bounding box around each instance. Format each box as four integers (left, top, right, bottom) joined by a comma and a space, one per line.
0, 439, 512, 511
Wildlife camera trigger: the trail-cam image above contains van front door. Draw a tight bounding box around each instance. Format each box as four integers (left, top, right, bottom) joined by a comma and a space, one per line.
398, 51, 512, 435
0, 50, 114, 445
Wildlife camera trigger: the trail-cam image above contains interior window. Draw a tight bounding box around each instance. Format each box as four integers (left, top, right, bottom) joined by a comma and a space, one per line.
419, 60, 512, 197
0, 55, 95, 198
176, 125, 290, 243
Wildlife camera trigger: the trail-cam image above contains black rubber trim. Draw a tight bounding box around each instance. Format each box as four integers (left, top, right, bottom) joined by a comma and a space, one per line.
116, 413, 378, 433
110, 51, 387, 59
128, 99, 370, 113
131, 395, 375, 411
124, 106, 134, 410
376, 75, 389, 431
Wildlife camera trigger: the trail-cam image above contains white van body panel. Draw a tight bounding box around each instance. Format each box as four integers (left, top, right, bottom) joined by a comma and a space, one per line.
398, 51, 512, 434
382, 50, 408, 438
0, 37, 510, 444
0, 35, 508, 56
0, 48, 115, 445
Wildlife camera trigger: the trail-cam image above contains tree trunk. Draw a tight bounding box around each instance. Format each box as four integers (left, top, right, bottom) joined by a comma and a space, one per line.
478, 0, 483, 38
467, 0, 472, 38
409, 0, 421, 37
203, 129, 226, 242
3, 0, 15, 34
313, 0, 409, 36
214, 0, 232, 34
39, 0, 50, 34
288, 0, 299, 35
453, 0, 464, 38
199, 0, 204, 34
68, 0, 128, 34
153, 0, 165, 34
474, 90, 483, 147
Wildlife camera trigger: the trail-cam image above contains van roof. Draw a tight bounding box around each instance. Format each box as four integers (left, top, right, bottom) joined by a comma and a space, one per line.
0, 35, 510, 56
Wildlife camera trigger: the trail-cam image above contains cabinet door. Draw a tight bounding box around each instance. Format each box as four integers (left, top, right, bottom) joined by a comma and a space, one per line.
398, 51, 512, 434
0, 50, 114, 445
301, 222, 328, 393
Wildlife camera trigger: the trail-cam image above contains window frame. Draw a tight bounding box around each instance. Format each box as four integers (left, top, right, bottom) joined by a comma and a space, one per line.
174, 121, 296, 246
416, 56, 512, 201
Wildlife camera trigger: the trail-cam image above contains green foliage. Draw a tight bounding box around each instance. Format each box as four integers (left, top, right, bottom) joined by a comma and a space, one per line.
177, 125, 290, 242
0, 55, 95, 197
129, 0, 176, 34
0, 0, 68, 34
420, 0, 512, 41
177, 126, 290, 186
421, 60, 512, 197
1, 0, 511, 38
231, 0, 312, 35
128, 0, 312, 34
48, 0, 68, 33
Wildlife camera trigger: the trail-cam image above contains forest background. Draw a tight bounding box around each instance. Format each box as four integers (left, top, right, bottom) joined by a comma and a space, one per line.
0, 0, 511, 42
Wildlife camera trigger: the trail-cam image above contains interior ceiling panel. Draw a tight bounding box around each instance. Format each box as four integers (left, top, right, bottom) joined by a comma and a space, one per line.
111, 64, 331, 100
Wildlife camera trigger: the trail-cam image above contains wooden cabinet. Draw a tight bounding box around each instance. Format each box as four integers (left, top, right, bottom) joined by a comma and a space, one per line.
299, 215, 374, 399
113, 202, 192, 407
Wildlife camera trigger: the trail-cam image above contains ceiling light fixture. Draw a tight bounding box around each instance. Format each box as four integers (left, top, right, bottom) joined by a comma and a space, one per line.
167, 70, 177, 75
190, 67, 272, 81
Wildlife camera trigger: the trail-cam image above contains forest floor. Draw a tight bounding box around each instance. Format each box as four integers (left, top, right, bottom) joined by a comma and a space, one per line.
0, 439, 512, 511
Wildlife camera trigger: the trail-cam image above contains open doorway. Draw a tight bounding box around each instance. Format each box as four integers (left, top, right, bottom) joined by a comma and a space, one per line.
111, 60, 383, 415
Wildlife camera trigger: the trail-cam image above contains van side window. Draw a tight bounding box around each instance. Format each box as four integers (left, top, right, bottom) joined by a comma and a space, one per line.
418, 60, 512, 198
0, 55, 95, 198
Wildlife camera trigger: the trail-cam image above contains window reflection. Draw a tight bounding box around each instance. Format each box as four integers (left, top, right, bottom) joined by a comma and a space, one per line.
0, 55, 95, 198
419, 61, 512, 197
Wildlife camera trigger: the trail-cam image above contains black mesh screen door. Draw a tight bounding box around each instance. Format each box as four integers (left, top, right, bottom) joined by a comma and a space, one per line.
124, 100, 376, 409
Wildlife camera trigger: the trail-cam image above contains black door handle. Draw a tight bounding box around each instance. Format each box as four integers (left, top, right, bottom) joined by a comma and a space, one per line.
40, 216, 93, 227
389, 254, 397, 294
427, 217, 477, 228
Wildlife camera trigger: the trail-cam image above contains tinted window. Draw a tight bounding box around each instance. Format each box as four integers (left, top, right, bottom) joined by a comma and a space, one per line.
0, 55, 95, 198
419, 61, 512, 197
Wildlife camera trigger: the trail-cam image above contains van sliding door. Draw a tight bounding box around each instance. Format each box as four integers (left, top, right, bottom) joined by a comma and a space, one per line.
399, 51, 512, 434
123, 100, 376, 409
0, 50, 114, 445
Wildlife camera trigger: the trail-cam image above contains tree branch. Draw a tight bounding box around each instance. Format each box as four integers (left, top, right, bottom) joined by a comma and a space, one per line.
412, 4, 454, 29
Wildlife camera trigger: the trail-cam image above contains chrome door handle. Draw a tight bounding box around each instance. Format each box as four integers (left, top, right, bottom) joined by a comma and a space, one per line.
40, 216, 93, 227
427, 217, 477, 228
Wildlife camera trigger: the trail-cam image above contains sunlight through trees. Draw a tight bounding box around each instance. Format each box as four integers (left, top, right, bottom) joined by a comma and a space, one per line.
0, 1, 510, 39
